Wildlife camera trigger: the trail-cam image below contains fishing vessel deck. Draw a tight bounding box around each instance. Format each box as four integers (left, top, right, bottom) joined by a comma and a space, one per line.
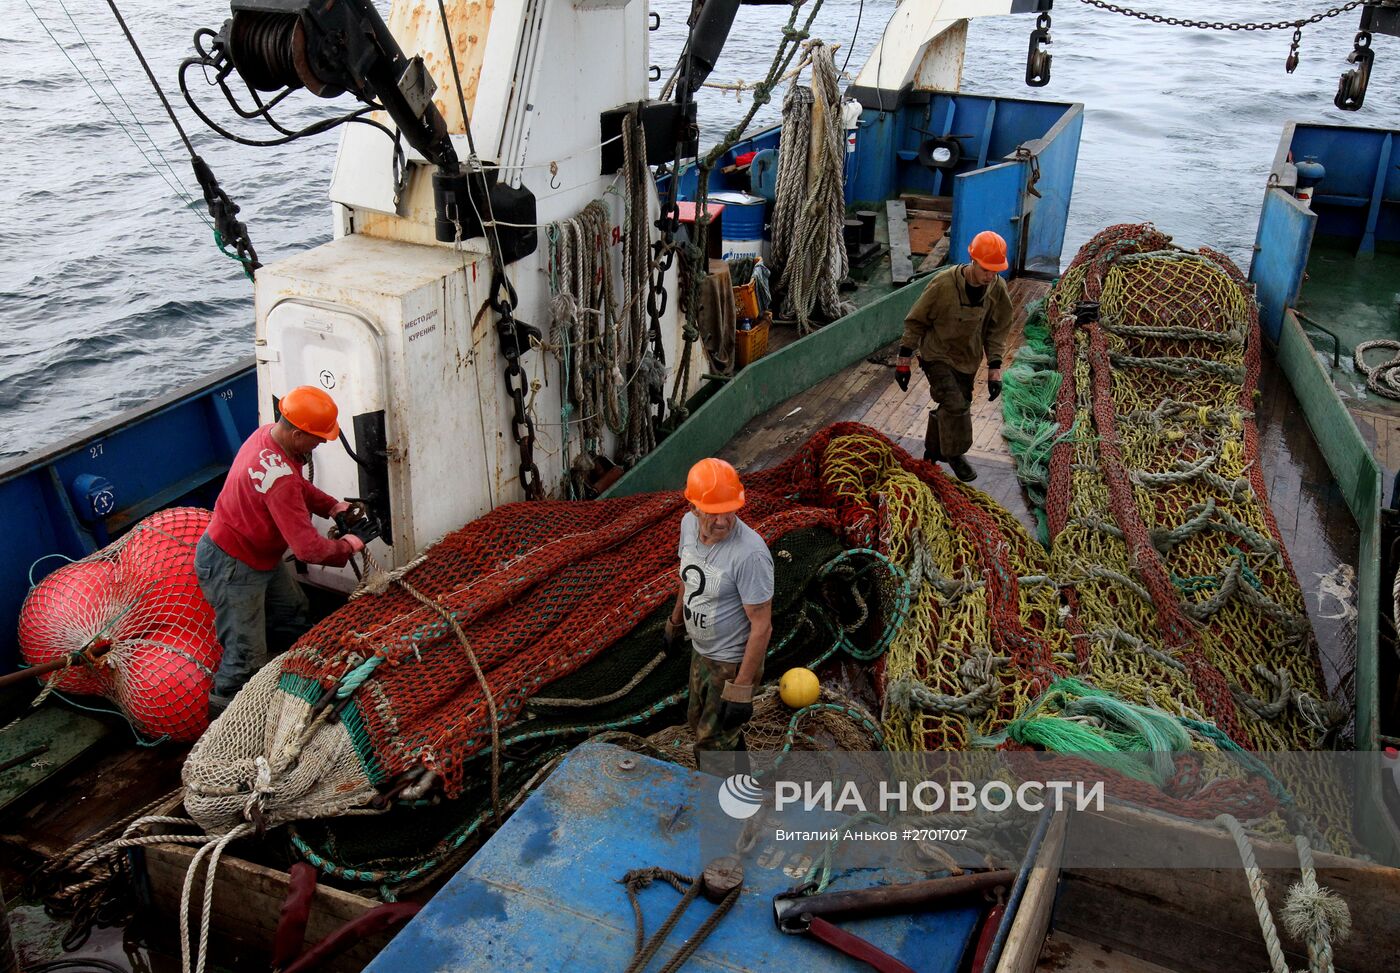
1296, 244, 1400, 475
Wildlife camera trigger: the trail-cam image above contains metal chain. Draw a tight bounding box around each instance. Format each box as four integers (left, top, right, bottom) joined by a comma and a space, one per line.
1076, 0, 1370, 31
490, 272, 544, 499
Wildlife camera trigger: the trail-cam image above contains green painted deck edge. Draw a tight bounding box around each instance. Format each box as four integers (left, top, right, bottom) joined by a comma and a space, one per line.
604, 282, 925, 498
1277, 310, 1396, 859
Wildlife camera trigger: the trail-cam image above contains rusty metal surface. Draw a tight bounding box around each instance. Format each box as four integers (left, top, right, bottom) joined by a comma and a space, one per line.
386, 0, 495, 133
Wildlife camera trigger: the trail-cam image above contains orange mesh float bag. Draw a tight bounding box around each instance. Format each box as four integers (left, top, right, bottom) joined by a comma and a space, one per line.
18, 507, 221, 742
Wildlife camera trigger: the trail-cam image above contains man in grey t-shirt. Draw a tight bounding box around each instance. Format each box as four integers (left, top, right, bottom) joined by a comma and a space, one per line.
664, 458, 774, 765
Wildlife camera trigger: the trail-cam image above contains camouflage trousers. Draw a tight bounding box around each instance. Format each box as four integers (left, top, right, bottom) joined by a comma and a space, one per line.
687, 651, 762, 769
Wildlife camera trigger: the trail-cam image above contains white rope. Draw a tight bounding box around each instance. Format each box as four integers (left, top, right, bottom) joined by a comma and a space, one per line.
545, 114, 657, 484
178, 823, 253, 973
1281, 833, 1352, 973
1354, 339, 1400, 400
1216, 813, 1290, 973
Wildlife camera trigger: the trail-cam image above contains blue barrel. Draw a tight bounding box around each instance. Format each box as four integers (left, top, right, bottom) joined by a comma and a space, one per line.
709, 190, 766, 260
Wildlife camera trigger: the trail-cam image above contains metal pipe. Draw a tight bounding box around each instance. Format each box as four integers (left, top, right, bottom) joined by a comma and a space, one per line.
773, 869, 1014, 931
981, 806, 1056, 973
1294, 311, 1343, 369
0, 745, 49, 775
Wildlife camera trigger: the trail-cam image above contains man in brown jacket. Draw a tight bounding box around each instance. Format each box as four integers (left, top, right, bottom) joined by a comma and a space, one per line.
894, 230, 1014, 482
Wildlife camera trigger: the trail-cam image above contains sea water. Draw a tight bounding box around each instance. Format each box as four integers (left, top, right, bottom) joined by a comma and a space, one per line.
2, 0, 1396, 457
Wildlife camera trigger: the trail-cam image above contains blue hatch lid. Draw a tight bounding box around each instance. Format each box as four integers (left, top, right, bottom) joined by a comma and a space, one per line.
366, 742, 982, 972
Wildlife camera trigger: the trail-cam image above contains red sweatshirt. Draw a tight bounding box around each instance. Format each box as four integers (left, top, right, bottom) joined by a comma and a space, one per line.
206, 424, 355, 571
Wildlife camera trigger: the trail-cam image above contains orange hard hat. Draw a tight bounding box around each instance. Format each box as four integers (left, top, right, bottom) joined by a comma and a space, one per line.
684, 458, 745, 513
280, 386, 340, 441
968, 230, 1009, 272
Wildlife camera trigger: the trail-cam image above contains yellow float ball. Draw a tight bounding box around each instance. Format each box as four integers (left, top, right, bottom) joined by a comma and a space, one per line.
778, 668, 820, 709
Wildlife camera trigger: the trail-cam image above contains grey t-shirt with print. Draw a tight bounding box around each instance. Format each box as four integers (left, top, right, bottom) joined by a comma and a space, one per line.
677, 512, 775, 663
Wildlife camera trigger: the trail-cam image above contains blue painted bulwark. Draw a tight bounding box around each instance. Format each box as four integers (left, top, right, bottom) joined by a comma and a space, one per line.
1249, 121, 1400, 340
951, 161, 1027, 279
0, 360, 257, 674
1250, 188, 1316, 343
365, 743, 982, 973
844, 92, 1081, 275
674, 93, 1082, 277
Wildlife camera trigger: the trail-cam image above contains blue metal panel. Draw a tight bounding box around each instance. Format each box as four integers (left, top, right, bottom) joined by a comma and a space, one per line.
1022, 109, 1083, 275
0, 362, 257, 674
1248, 187, 1316, 343
368, 743, 981, 973
1360, 133, 1394, 256
951, 161, 1026, 278
1286, 124, 1400, 250
1292, 127, 1386, 202
847, 110, 900, 203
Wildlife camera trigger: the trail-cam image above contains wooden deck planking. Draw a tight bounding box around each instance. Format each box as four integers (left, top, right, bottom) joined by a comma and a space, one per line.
1253, 357, 1360, 691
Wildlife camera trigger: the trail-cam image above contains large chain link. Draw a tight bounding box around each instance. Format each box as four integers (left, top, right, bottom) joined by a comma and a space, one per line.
490, 272, 544, 500
1076, 0, 1370, 31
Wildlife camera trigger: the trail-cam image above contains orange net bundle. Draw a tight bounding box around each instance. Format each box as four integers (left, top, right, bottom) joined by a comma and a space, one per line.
18, 507, 221, 742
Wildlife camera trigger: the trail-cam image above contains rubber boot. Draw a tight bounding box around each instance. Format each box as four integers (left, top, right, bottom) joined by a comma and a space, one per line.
947, 456, 977, 482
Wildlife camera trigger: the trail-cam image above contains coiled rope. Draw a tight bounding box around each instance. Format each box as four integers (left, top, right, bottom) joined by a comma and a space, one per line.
769, 40, 855, 333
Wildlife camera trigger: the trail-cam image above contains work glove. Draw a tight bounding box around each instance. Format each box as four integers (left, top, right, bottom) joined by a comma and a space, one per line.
716, 680, 755, 731
332, 511, 382, 546
987, 378, 1002, 401
345, 534, 366, 554
895, 347, 914, 392
344, 515, 382, 545
662, 619, 686, 658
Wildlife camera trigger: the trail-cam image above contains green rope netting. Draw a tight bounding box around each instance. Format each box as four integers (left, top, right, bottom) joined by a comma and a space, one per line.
1000, 297, 1062, 545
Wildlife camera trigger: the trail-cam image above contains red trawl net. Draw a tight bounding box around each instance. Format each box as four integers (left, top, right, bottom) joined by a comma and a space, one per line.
18, 507, 221, 742
186, 420, 1068, 833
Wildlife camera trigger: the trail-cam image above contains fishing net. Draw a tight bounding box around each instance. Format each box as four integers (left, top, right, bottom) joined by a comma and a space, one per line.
999, 225, 1351, 846
282, 526, 901, 890
17, 507, 220, 742
639, 685, 885, 771
184, 427, 921, 843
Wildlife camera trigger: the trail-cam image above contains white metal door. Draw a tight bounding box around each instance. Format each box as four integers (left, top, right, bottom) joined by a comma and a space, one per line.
262, 299, 389, 593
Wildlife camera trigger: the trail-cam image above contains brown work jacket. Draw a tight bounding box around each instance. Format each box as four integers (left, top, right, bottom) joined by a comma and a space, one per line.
900, 265, 1014, 374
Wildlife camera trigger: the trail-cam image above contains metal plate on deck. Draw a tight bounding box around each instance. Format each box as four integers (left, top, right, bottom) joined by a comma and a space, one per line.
0, 704, 110, 815
368, 743, 980, 973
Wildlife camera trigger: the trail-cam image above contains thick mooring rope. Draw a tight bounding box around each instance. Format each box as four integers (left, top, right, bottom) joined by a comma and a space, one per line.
769, 41, 854, 333
1353, 338, 1400, 400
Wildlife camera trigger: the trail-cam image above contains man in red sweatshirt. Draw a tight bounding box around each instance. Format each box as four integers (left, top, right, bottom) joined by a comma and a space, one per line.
195, 385, 364, 716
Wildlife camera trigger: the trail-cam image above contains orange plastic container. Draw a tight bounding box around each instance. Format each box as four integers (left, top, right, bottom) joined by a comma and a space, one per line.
733, 281, 760, 319
735, 313, 770, 368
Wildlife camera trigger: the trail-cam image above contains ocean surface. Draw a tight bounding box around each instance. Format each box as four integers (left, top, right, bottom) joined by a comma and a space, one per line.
2, 0, 1397, 459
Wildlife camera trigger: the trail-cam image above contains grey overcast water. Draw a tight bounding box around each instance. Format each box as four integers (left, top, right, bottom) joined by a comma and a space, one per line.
2, 1, 1397, 458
